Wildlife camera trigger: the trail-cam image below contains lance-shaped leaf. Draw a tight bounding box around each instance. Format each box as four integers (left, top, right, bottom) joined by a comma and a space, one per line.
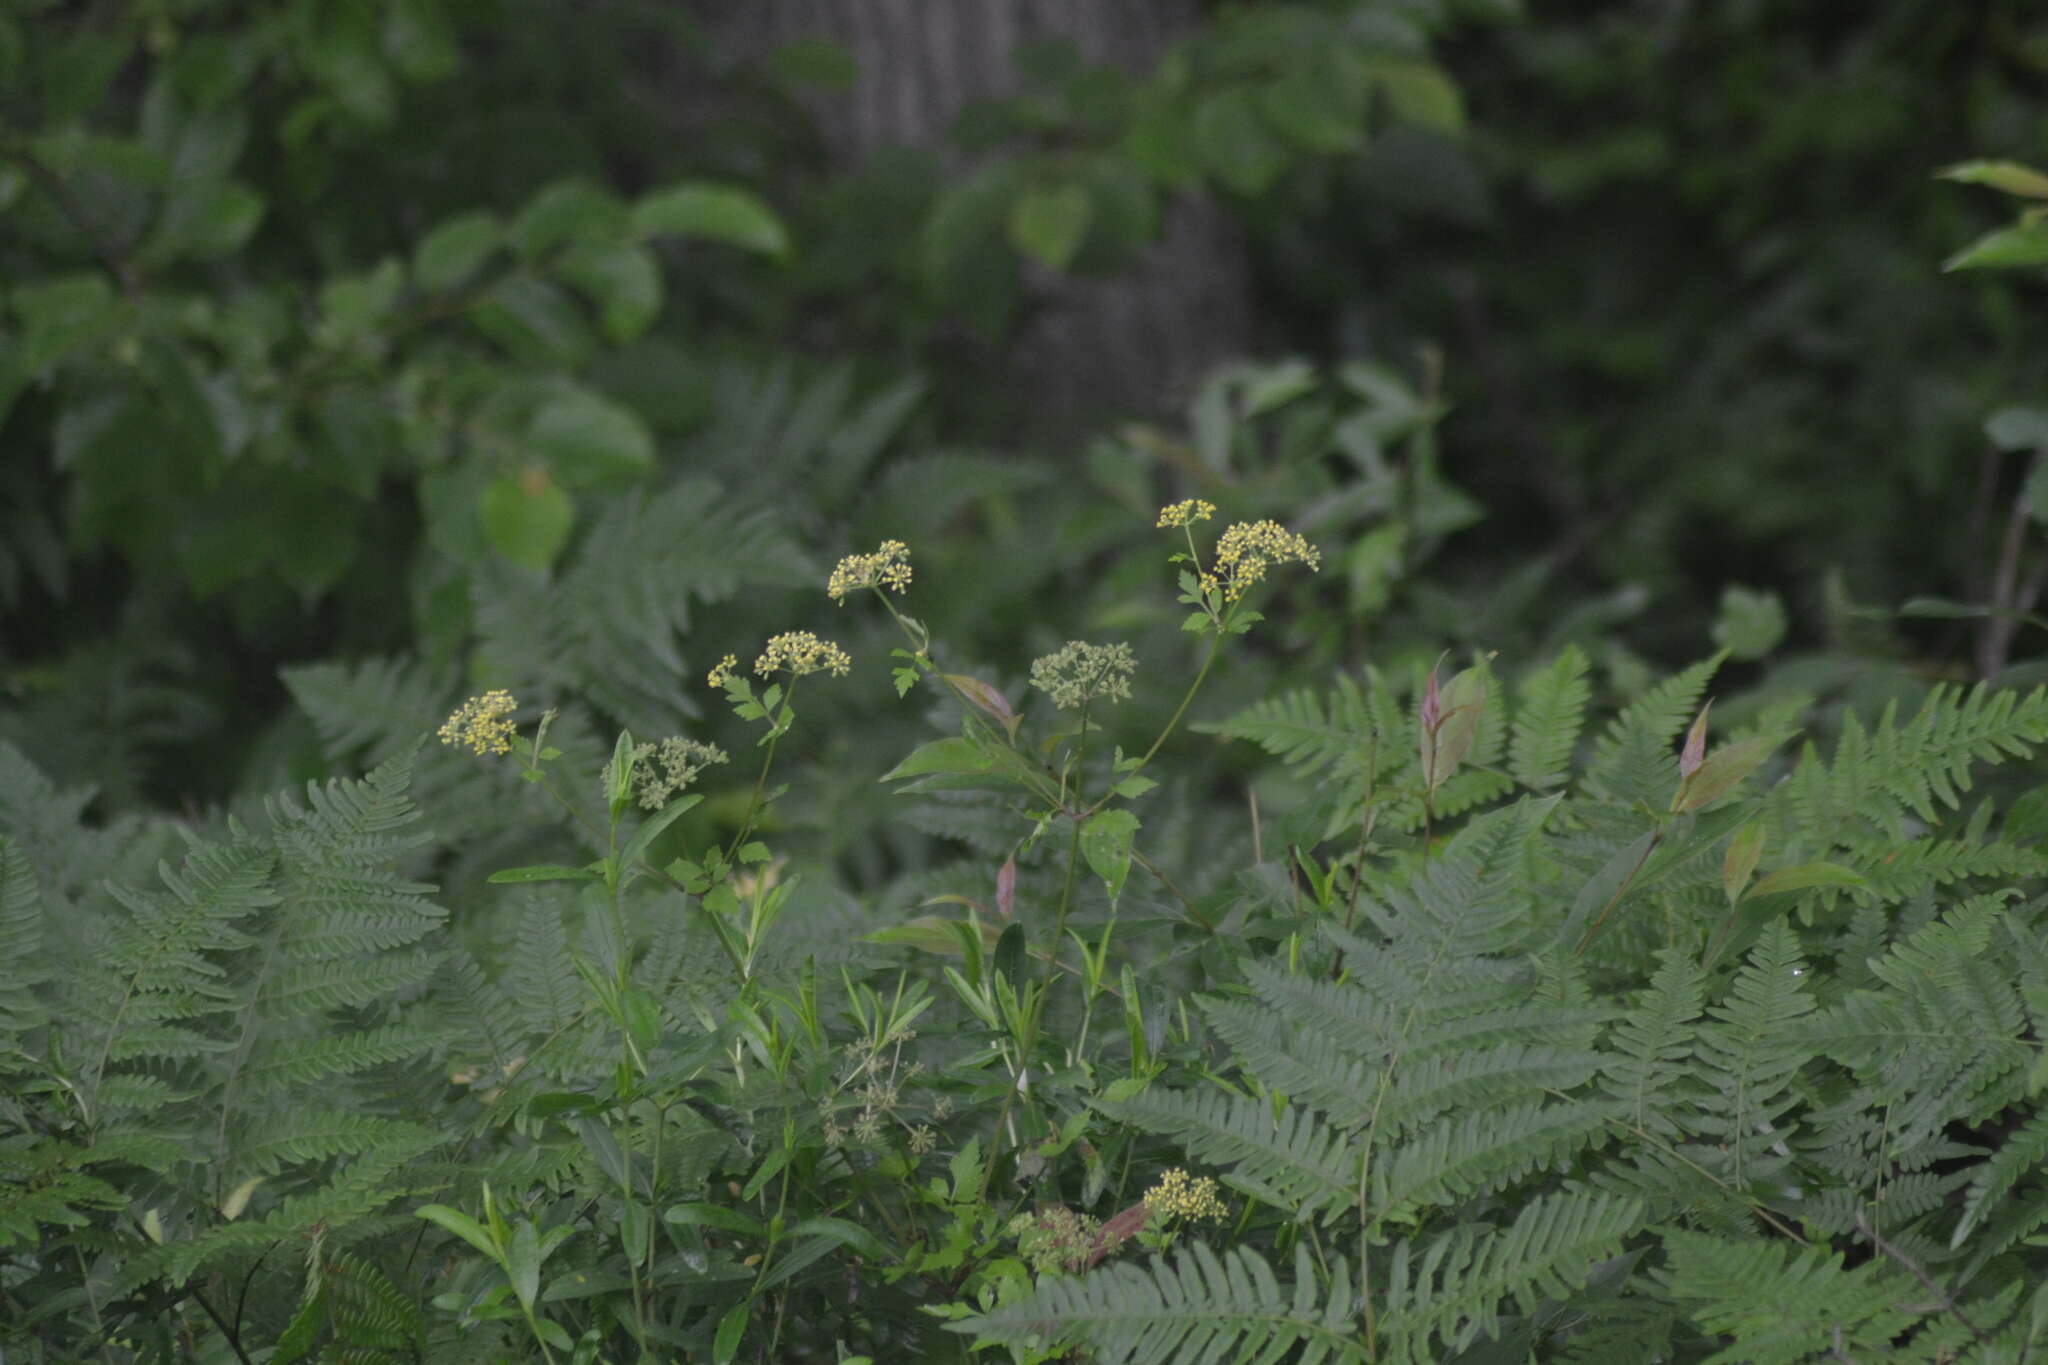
1420, 664, 1487, 794
1673, 734, 1787, 813
945, 673, 1021, 743
1723, 821, 1765, 906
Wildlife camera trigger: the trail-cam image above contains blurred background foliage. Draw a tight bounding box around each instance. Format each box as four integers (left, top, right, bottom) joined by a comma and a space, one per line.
6, 0, 2048, 878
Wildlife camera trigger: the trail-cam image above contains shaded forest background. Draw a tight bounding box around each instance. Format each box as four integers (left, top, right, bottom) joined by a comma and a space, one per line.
5, 0, 2048, 823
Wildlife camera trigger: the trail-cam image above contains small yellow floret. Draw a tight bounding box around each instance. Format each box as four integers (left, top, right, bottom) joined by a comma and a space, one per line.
437, 690, 519, 757
754, 631, 852, 678
1156, 499, 1217, 529
1143, 1168, 1228, 1222
827, 540, 913, 603
707, 654, 740, 688
1212, 519, 1320, 601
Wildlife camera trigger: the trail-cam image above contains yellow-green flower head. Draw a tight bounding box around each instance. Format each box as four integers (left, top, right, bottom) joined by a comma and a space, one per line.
437, 690, 519, 756
1212, 519, 1321, 601
1030, 641, 1136, 710
827, 539, 913, 602
1156, 499, 1217, 529
1143, 1168, 1227, 1222
755, 631, 852, 678
706, 654, 739, 688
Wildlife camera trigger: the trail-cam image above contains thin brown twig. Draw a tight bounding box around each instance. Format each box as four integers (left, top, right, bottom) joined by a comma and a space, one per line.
1853, 1211, 1995, 1348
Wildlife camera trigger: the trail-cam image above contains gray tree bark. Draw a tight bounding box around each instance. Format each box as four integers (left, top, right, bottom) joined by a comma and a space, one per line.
712, 0, 1256, 420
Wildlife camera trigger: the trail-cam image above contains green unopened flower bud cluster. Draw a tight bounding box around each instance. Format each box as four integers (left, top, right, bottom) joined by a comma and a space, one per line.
1030, 640, 1137, 710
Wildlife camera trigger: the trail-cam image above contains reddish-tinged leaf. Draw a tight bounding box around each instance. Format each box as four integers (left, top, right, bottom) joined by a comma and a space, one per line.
946, 673, 1020, 740
996, 856, 1016, 919
1680, 701, 1713, 778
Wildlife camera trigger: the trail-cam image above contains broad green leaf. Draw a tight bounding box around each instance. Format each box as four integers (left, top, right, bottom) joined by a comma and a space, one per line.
1673, 735, 1782, 813
14, 274, 119, 372
866, 915, 1002, 956
317, 259, 404, 342
1082, 809, 1139, 905
1710, 585, 1787, 660
468, 277, 594, 365
714, 1301, 749, 1364
1259, 68, 1364, 153
621, 794, 702, 874
1938, 159, 2048, 198
1747, 863, 1868, 898
618, 986, 663, 1055
479, 474, 573, 571
486, 863, 599, 884
1370, 59, 1466, 134
881, 737, 991, 783
513, 179, 626, 260
1007, 183, 1093, 271
414, 211, 502, 291
665, 1203, 768, 1238
527, 389, 655, 485
1988, 406, 2048, 453
418, 1204, 502, 1262
557, 240, 663, 344
1943, 221, 2048, 271
633, 183, 790, 258
575, 1117, 630, 1193
506, 1219, 541, 1310
1194, 88, 1285, 196
1723, 822, 1765, 906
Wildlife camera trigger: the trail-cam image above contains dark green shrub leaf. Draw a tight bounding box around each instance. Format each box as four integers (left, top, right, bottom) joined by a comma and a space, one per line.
632, 183, 790, 258
479, 474, 573, 570
527, 388, 655, 485
513, 179, 627, 261
413, 211, 502, 292
1007, 183, 1093, 271
1943, 221, 2048, 271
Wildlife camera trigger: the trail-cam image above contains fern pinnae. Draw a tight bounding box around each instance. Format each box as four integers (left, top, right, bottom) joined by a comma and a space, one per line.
1094, 1088, 1360, 1222
1511, 645, 1593, 792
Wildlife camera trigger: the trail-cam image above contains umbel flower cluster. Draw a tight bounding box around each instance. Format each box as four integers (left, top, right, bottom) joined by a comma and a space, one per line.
1207, 519, 1321, 601
827, 539, 913, 602
1142, 1167, 1228, 1222
436, 689, 519, 755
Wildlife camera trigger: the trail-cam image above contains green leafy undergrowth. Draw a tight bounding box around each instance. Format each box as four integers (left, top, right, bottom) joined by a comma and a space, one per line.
6, 519, 2048, 1362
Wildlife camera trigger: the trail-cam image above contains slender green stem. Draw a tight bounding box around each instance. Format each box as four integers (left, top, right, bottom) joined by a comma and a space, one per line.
1573, 827, 1663, 957
983, 821, 1085, 1188
1082, 630, 1224, 819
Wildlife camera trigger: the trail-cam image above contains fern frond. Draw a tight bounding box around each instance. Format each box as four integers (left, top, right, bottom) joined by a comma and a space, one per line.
0, 837, 49, 1037
1511, 646, 1592, 791
958, 1241, 1367, 1365
1094, 1089, 1359, 1222
1658, 1228, 1921, 1364
1373, 1099, 1617, 1221
1687, 921, 1816, 1188
1380, 1189, 1643, 1364
1583, 655, 1720, 807
1602, 949, 1707, 1139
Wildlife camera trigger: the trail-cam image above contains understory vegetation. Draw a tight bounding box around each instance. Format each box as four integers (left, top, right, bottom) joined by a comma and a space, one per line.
9, 2, 2048, 1361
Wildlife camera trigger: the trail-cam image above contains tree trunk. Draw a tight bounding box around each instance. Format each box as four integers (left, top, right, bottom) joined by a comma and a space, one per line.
713, 0, 1255, 421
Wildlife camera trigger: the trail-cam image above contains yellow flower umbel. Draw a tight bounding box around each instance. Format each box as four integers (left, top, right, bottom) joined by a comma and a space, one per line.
754, 631, 852, 679
1208, 519, 1321, 601
1143, 1168, 1228, 1223
827, 540, 913, 602
437, 690, 519, 756
1155, 499, 1216, 530
706, 654, 740, 688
